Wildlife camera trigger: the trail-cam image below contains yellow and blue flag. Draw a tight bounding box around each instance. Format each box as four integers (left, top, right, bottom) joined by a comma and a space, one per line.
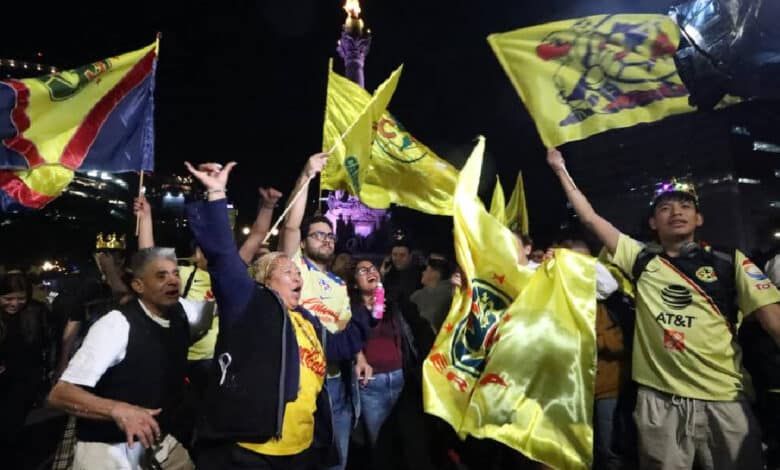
488, 14, 694, 147
0, 40, 158, 210
423, 137, 598, 469
322, 62, 459, 216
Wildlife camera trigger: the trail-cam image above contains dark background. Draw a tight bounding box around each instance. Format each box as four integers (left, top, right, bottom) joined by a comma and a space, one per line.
1, 0, 778, 268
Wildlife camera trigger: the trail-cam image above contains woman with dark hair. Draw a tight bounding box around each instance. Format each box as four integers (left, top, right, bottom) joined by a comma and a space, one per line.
349, 258, 433, 446
0, 271, 51, 467
349, 258, 441, 469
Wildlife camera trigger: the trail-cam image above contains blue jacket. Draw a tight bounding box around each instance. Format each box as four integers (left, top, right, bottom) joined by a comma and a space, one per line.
187, 199, 369, 461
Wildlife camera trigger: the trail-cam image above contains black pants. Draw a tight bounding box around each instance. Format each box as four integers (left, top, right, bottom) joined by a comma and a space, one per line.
195, 442, 312, 470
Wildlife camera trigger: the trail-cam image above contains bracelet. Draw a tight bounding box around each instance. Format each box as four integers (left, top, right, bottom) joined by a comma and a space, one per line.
206, 188, 226, 194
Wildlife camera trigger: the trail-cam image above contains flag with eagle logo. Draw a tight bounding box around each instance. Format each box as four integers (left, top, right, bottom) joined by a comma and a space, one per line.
488, 14, 695, 147
422, 137, 598, 469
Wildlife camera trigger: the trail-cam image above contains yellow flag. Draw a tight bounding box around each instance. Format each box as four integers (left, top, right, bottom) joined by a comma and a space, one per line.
422, 138, 598, 469
460, 248, 597, 470
505, 171, 529, 235
321, 62, 458, 215
422, 136, 534, 439
488, 14, 694, 147
489, 175, 506, 224
322, 62, 402, 197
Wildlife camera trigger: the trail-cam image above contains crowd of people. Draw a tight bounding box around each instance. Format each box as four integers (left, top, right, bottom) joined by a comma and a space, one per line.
1, 149, 779, 470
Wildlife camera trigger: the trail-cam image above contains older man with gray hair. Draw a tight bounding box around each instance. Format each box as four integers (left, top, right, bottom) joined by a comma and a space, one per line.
48, 247, 193, 470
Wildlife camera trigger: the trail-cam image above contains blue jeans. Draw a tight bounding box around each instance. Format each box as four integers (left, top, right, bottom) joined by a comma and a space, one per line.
359, 369, 404, 446
595, 397, 622, 470
325, 376, 353, 470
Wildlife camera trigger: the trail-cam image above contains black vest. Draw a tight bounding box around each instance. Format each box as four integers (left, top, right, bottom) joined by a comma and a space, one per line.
77, 300, 189, 443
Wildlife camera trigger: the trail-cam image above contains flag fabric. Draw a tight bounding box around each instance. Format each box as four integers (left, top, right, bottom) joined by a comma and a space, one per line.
422, 137, 598, 469
322, 62, 459, 216
488, 14, 694, 147
505, 171, 529, 235
0, 40, 158, 210
489, 175, 506, 224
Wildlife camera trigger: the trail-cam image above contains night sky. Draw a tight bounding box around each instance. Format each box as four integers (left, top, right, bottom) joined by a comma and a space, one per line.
0, 0, 760, 265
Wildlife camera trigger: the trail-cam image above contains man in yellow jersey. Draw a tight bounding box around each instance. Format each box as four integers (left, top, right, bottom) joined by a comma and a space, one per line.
280, 153, 372, 470
548, 148, 780, 470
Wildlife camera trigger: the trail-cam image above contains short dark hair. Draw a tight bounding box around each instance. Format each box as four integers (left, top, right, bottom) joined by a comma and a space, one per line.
426, 257, 452, 280
0, 271, 30, 297
391, 239, 412, 252
520, 234, 533, 248
300, 215, 334, 241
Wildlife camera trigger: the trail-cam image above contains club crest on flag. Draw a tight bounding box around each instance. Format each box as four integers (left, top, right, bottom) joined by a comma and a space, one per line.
450, 278, 511, 378
374, 114, 429, 164
37, 59, 113, 101
537, 15, 686, 127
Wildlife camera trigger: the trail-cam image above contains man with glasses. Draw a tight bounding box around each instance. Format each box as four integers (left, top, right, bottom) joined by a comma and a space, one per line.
280, 153, 371, 470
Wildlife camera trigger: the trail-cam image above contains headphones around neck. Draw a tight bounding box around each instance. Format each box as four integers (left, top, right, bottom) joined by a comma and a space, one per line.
645, 240, 701, 258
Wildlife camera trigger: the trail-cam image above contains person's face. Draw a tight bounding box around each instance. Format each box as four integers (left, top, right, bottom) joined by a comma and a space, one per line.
0, 291, 27, 315
265, 256, 303, 309
391, 246, 411, 270
302, 222, 335, 265
131, 258, 181, 310
530, 249, 545, 263
514, 235, 529, 266
354, 260, 379, 293
649, 198, 702, 242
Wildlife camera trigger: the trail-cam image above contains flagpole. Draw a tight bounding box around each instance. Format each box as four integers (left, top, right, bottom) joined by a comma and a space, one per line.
134, 171, 144, 237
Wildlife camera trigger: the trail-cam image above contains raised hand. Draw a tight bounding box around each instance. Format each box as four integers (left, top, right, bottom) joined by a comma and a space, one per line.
302, 152, 330, 179
109, 402, 162, 449
184, 161, 237, 191
259, 187, 283, 208
133, 195, 151, 219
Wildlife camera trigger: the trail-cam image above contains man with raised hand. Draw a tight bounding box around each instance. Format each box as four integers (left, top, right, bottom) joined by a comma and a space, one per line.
279, 153, 371, 470
547, 147, 780, 470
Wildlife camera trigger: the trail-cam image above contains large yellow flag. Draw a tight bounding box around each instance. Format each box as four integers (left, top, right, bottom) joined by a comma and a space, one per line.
423, 138, 598, 469
321, 62, 458, 215
459, 248, 598, 469
488, 14, 694, 147
505, 171, 529, 235
489, 175, 506, 224
423, 136, 534, 433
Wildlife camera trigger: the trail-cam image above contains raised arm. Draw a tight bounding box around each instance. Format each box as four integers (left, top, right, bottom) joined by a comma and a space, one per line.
238, 187, 283, 264
278, 153, 329, 257
134, 195, 154, 249
184, 161, 255, 326
547, 148, 620, 255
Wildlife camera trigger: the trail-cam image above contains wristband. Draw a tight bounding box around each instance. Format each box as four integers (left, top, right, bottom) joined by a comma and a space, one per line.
206, 188, 226, 194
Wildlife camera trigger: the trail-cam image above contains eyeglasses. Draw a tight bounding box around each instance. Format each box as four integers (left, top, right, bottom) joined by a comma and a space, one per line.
307, 231, 336, 242
356, 266, 378, 276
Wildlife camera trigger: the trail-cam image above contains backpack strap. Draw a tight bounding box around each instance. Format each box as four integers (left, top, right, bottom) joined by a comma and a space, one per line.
182, 266, 198, 299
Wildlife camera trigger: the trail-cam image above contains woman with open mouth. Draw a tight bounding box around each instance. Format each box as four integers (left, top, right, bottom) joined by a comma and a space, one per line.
184, 160, 371, 470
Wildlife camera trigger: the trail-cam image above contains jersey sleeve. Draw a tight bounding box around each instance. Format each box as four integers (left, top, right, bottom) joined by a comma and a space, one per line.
734, 250, 780, 317
611, 234, 643, 279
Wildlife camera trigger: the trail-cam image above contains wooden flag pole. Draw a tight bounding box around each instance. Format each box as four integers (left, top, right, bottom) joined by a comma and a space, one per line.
135, 171, 144, 237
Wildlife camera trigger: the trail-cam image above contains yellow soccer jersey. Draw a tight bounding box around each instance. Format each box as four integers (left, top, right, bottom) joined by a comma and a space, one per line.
613, 234, 780, 400
179, 265, 218, 361
293, 250, 351, 334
